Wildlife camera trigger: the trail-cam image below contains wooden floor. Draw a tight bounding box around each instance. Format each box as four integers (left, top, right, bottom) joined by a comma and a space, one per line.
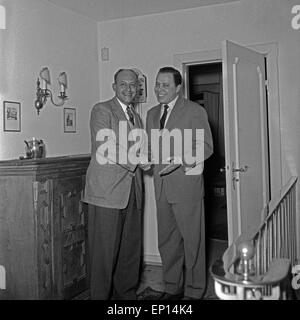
137, 238, 227, 300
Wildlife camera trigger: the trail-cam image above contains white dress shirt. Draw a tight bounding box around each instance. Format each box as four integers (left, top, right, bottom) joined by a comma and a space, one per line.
117, 98, 134, 122
160, 95, 179, 127
160, 95, 204, 175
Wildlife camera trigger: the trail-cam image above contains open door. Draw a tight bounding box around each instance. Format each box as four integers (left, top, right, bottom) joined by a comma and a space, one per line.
222, 40, 270, 245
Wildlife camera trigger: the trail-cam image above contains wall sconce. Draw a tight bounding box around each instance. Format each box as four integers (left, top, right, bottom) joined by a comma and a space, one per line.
34, 67, 68, 115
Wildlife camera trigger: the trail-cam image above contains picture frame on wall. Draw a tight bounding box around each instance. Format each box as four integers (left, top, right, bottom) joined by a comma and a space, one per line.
3, 101, 21, 132
134, 74, 147, 103
63, 107, 76, 133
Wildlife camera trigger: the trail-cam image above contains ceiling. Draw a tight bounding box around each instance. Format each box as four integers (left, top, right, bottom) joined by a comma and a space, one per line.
46, 0, 240, 22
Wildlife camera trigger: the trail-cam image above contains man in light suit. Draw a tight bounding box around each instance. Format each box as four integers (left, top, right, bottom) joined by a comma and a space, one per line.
146, 67, 213, 300
84, 69, 148, 300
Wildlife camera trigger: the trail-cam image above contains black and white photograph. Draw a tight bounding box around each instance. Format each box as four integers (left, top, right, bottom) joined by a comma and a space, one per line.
0, 1, 299, 310
3, 101, 21, 132
135, 73, 147, 103
63, 107, 76, 133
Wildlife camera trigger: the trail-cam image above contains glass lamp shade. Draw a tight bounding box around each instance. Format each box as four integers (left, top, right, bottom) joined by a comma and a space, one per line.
58, 72, 67, 89
40, 67, 51, 85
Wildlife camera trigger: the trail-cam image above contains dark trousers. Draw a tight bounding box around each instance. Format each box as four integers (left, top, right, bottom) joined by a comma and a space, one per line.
156, 184, 206, 299
88, 181, 142, 300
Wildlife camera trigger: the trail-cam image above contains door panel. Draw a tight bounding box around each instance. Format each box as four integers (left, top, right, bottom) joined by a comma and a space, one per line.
222, 40, 269, 244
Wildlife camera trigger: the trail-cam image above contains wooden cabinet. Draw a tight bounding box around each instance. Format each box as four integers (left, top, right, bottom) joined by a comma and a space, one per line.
0, 155, 91, 299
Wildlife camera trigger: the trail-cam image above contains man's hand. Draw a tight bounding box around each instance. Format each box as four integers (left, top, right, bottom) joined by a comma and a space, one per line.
183, 162, 204, 175
138, 158, 153, 172
159, 156, 182, 176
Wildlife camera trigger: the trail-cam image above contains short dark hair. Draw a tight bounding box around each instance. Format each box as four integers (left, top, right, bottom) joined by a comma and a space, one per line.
158, 67, 182, 86
114, 69, 138, 83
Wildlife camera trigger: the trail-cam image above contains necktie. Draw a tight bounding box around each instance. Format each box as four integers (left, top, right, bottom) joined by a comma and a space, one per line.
126, 105, 135, 125
160, 104, 169, 130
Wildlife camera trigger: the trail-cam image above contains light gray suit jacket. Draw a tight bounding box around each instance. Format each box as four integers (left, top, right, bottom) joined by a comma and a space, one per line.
146, 95, 213, 203
84, 97, 143, 209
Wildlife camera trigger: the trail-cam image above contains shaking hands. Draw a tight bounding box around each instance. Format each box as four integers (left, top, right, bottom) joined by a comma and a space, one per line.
138, 157, 153, 172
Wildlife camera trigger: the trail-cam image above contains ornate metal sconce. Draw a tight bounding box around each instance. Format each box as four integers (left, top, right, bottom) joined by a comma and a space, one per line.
34, 67, 68, 115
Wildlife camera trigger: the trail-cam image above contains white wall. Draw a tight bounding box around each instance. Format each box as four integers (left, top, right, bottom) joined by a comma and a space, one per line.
97, 0, 300, 262
0, 0, 99, 159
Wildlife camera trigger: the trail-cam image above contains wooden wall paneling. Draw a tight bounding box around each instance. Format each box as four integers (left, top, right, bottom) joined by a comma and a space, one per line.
0, 155, 90, 300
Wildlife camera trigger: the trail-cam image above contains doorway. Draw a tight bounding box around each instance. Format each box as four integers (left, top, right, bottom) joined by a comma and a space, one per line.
187, 62, 228, 241
174, 42, 281, 246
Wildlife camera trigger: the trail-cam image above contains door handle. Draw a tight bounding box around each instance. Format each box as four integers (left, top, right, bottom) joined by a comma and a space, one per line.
232, 165, 249, 173
231, 164, 249, 190
220, 165, 249, 173
219, 164, 248, 191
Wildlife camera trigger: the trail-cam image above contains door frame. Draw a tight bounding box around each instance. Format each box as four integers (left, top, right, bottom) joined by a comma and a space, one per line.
174, 42, 282, 242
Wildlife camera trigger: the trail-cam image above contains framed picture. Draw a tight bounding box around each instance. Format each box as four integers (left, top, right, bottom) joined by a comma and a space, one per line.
134, 74, 147, 103
63, 107, 76, 133
3, 101, 21, 132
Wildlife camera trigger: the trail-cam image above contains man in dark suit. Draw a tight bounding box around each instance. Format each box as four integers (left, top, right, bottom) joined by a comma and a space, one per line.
146, 67, 213, 300
84, 69, 148, 300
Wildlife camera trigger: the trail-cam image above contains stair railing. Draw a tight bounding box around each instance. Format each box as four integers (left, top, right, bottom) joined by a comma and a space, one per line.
211, 176, 298, 300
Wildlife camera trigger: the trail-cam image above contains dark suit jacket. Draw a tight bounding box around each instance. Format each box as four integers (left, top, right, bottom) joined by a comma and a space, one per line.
146, 95, 213, 203
84, 97, 143, 209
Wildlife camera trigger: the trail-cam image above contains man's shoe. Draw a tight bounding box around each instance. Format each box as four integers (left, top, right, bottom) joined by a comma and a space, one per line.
160, 292, 183, 300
